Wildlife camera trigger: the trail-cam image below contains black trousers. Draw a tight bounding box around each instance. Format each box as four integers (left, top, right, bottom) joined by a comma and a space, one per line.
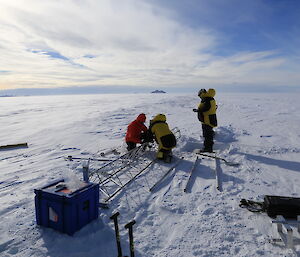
126, 142, 136, 151
202, 124, 214, 151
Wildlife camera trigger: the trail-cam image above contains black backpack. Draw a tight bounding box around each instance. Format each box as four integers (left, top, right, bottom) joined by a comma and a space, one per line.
239, 195, 300, 219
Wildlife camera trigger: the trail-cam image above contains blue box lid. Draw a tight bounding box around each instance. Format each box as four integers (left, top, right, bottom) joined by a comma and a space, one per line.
36, 179, 96, 197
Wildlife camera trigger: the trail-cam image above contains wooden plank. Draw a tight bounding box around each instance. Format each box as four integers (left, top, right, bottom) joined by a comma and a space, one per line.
274, 215, 294, 248
0, 143, 28, 149
183, 156, 199, 193
215, 158, 223, 191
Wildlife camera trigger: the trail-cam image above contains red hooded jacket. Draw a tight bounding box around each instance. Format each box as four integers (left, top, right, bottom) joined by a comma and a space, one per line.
125, 114, 148, 143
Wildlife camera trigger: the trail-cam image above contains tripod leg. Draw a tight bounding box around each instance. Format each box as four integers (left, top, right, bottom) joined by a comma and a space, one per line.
110, 212, 123, 257
125, 220, 136, 257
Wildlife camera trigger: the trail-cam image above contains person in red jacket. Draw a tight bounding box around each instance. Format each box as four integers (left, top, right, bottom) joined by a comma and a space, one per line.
125, 113, 148, 151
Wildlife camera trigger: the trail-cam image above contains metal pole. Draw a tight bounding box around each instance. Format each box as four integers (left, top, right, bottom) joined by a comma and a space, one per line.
125, 220, 136, 257
110, 212, 123, 257
82, 159, 90, 183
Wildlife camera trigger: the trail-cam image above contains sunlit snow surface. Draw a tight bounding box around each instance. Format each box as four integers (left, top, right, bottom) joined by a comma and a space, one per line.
1, 93, 300, 257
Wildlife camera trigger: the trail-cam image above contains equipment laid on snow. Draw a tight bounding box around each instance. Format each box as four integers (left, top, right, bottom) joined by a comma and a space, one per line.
100, 148, 120, 157
65, 141, 183, 205
171, 127, 181, 140
110, 212, 136, 257
240, 196, 300, 249
183, 155, 223, 192
0, 178, 22, 190
184, 156, 199, 193
240, 195, 300, 219
87, 143, 155, 203
82, 160, 90, 183
188, 152, 224, 191
215, 158, 222, 191
149, 157, 184, 192
239, 199, 265, 212
194, 150, 240, 166
71, 129, 182, 204
239, 198, 265, 213
110, 212, 123, 257
264, 195, 300, 219
269, 215, 300, 249
125, 220, 136, 257
0, 143, 28, 149
34, 179, 99, 235
104, 159, 156, 202
65, 155, 114, 162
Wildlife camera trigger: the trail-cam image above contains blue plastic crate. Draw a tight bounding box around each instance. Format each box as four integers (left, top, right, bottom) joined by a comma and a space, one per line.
34, 179, 99, 235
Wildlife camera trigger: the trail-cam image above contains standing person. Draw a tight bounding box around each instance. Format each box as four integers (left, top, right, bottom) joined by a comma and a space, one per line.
125, 113, 148, 151
193, 88, 218, 153
149, 114, 176, 162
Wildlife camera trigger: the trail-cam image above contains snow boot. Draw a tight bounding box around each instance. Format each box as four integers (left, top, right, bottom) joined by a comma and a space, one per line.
156, 151, 164, 160
163, 154, 172, 163
157, 149, 173, 162
199, 147, 213, 153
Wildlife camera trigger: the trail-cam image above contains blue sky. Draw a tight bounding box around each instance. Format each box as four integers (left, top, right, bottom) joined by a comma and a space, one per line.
161, 0, 300, 56
0, 0, 300, 93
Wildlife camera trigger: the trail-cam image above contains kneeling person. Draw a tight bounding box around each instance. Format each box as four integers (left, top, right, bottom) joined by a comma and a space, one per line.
125, 113, 148, 151
150, 114, 176, 163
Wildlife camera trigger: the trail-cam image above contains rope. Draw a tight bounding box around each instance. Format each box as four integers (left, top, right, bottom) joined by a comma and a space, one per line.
239, 199, 266, 213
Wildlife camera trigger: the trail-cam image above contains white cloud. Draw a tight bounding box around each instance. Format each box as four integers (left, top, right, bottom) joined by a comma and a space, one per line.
0, 0, 299, 90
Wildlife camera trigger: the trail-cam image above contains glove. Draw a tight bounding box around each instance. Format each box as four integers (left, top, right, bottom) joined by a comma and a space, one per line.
193, 109, 198, 112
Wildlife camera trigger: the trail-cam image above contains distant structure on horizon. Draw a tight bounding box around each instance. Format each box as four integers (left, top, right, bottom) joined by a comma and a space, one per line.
151, 90, 166, 94
0, 95, 14, 97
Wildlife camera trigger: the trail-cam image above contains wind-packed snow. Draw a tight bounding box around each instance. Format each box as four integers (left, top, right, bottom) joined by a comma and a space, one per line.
1, 93, 300, 257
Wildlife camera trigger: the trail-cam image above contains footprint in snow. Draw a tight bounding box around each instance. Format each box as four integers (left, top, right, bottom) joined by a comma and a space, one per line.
202, 207, 215, 215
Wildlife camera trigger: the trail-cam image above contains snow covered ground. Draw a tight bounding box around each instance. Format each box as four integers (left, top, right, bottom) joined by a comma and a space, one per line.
1, 92, 300, 257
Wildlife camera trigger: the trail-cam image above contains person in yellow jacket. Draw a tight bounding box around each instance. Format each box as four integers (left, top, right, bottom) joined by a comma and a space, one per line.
193, 88, 218, 153
149, 114, 176, 162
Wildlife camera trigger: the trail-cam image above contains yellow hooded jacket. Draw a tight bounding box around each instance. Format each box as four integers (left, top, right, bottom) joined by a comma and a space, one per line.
198, 88, 218, 127
150, 114, 176, 150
